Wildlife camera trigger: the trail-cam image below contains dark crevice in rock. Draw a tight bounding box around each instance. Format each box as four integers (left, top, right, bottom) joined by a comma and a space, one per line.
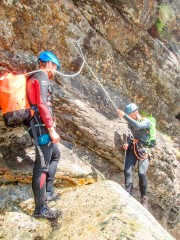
175, 113, 180, 121
72, 0, 124, 58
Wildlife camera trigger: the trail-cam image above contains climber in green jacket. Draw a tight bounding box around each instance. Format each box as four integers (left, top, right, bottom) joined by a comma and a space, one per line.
117, 103, 151, 209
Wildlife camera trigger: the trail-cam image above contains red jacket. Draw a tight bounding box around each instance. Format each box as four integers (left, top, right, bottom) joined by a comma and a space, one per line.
27, 71, 54, 128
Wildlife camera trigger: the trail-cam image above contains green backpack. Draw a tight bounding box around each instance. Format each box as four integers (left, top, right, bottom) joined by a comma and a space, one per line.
145, 116, 156, 147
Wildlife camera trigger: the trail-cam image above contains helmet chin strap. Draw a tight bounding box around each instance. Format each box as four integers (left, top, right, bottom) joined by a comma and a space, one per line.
134, 111, 139, 120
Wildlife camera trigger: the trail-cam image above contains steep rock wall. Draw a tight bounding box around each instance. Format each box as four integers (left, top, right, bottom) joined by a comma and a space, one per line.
0, 0, 179, 238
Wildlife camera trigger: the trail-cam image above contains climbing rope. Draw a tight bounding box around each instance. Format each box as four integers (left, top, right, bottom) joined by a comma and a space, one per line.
67, 39, 136, 162
26, 64, 85, 78
70, 39, 118, 111
26, 42, 85, 78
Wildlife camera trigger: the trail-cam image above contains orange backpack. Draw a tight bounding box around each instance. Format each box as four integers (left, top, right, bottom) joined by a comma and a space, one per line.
0, 73, 31, 127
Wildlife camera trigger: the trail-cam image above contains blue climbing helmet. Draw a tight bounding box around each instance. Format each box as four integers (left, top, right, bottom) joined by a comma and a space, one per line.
125, 103, 138, 115
38, 51, 60, 69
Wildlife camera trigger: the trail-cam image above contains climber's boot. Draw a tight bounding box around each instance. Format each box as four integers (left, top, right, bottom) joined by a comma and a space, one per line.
140, 196, 148, 209
33, 205, 60, 219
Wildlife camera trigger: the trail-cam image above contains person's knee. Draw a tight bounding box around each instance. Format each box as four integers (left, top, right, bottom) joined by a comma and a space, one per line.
138, 171, 146, 182
124, 168, 132, 178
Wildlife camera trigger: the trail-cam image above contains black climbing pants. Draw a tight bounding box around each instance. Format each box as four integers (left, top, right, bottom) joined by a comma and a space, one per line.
124, 146, 149, 197
32, 142, 60, 211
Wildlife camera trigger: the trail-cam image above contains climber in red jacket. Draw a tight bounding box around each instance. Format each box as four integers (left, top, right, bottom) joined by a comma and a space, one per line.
27, 51, 61, 219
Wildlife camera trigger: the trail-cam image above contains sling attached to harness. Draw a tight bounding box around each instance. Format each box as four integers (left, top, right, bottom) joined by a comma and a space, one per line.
132, 139, 149, 161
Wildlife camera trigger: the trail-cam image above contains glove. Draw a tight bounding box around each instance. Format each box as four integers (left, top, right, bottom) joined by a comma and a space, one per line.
122, 143, 129, 150
117, 109, 125, 118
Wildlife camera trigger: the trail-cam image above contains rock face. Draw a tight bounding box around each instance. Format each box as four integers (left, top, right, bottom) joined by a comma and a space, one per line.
0, 181, 176, 240
0, 0, 179, 239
